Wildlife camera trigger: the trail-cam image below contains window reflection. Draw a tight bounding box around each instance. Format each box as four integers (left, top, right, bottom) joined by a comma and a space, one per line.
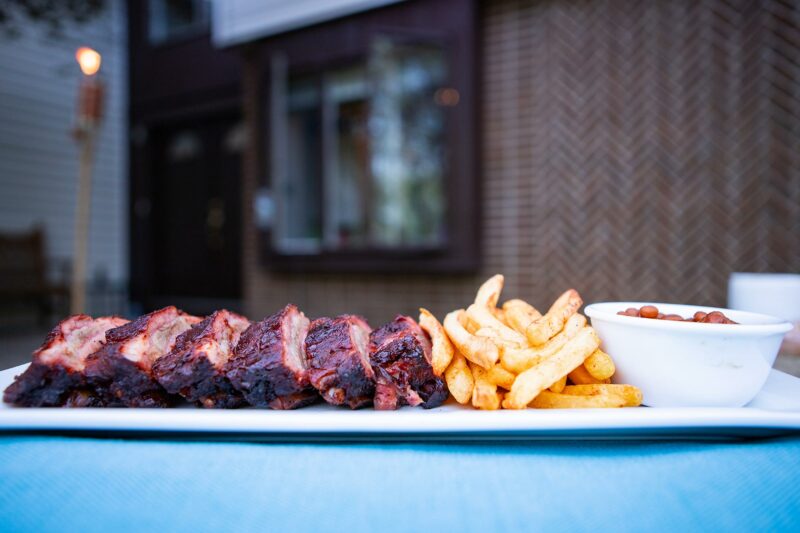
369, 39, 446, 248
272, 38, 448, 253
148, 0, 209, 44
327, 66, 370, 248
282, 77, 322, 252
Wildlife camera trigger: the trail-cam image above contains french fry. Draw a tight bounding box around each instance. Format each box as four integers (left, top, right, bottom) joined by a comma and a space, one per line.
419, 308, 454, 376
444, 351, 474, 404
501, 349, 545, 375
485, 364, 516, 390
568, 364, 610, 385
443, 309, 499, 368
490, 307, 507, 325
463, 313, 481, 334
524, 289, 583, 346
438, 278, 641, 410
549, 375, 567, 393
500, 313, 587, 373
584, 349, 616, 380
562, 384, 642, 407
467, 303, 527, 347
474, 327, 521, 352
503, 327, 600, 409
470, 362, 501, 410
474, 274, 504, 309
530, 389, 626, 409
502, 299, 543, 336
473, 326, 499, 338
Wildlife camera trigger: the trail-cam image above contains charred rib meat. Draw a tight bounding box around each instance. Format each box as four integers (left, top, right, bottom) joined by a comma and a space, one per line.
153, 310, 250, 408
369, 315, 448, 410
3, 315, 128, 407
305, 315, 375, 409
83, 306, 201, 407
224, 304, 317, 409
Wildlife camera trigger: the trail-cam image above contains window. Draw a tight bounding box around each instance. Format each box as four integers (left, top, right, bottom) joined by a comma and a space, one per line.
258, 0, 478, 273
273, 39, 449, 254
148, 0, 209, 44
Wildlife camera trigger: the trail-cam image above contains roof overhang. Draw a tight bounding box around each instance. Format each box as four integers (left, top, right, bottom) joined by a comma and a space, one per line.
211, 0, 407, 47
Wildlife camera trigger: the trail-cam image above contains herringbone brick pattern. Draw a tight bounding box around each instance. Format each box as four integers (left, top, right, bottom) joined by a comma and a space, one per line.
245, 0, 800, 324
484, 0, 800, 308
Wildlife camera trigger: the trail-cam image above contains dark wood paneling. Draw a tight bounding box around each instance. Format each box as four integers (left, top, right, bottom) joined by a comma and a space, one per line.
127, 3, 244, 309
127, 2, 242, 118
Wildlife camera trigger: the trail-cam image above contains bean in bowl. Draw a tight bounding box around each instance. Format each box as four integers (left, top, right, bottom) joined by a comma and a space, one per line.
617, 305, 738, 324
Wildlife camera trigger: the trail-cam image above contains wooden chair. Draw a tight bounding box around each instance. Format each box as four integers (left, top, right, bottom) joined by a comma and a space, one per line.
0, 228, 69, 324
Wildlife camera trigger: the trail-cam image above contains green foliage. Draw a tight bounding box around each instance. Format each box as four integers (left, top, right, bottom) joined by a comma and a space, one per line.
0, 0, 106, 38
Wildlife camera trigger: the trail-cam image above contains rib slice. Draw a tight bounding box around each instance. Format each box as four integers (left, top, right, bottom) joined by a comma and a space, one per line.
305, 315, 375, 409
153, 310, 250, 408
2, 315, 128, 407
369, 315, 448, 410
83, 306, 201, 407
224, 304, 317, 409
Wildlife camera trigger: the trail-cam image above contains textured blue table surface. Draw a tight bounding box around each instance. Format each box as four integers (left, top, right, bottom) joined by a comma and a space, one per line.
1, 436, 799, 532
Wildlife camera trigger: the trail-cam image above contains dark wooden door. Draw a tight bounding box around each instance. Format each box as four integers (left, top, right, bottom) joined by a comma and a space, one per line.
150, 114, 243, 301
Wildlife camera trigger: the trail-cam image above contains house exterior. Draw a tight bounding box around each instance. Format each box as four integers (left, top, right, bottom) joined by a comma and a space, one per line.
129, 0, 800, 325
0, 0, 128, 315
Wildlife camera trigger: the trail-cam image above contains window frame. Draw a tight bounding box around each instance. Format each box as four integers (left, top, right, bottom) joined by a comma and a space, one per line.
254, 0, 479, 274
147, 0, 211, 47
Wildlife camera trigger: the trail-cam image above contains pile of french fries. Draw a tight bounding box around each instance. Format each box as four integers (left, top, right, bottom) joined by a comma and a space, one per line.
419, 275, 642, 410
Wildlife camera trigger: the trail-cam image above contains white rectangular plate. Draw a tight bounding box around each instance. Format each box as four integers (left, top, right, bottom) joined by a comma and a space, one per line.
2, 363, 800, 440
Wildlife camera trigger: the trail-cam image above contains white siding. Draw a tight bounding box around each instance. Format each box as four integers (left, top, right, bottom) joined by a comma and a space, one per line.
0, 1, 128, 285
212, 0, 405, 47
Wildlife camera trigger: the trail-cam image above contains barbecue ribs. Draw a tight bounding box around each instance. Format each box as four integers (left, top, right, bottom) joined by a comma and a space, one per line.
2, 315, 128, 407
224, 304, 318, 409
153, 310, 250, 408
305, 315, 375, 409
83, 306, 201, 407
369, 315, 448, 410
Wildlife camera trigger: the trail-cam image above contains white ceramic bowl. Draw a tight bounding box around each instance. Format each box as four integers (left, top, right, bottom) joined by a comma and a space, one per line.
584, 302, 793, 408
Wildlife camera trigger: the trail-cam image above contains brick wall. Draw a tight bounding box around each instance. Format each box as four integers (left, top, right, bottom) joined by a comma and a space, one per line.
243, 0, 800, 325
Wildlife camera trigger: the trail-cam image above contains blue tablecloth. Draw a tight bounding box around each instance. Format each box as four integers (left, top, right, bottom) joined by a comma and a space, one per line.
1, 436, 799, 532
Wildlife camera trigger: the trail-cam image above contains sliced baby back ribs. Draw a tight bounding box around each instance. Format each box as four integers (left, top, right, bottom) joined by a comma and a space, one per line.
224, 304, 318, 409
369, 315, 448, 410
153, 310, 250, 408
83, 306, 201, 407
305, 315, 375, 409
3, 315, 129, 407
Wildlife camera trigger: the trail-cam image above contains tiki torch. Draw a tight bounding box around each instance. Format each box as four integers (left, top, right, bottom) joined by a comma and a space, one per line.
71, 46, 104, 314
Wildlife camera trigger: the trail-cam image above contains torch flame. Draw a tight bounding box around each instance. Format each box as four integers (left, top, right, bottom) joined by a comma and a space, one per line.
76, 47, 101, 76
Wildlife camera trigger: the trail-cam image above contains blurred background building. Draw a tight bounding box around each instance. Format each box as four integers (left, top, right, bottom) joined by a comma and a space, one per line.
0, 1, 128, 327
0, 0, 798, 366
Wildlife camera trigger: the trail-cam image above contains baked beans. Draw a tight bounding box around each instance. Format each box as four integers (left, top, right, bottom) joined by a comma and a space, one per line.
617, 305, 738, 324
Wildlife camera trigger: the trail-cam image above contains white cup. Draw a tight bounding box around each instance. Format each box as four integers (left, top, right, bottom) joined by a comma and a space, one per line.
728, 273, 800, 322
